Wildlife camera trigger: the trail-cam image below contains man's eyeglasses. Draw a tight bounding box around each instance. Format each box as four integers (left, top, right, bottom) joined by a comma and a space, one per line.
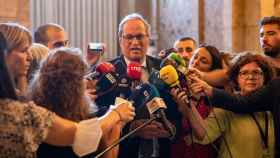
177, 47, 193, 53
122, 34, 147, 42
53, 40, 69, 48
238, 69, 264, 79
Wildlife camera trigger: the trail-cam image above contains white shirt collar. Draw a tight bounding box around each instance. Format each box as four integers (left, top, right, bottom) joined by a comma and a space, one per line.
123, 56, 147, 68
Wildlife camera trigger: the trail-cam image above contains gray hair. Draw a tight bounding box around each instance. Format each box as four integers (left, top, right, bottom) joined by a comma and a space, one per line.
34, 23, 65, 46
118, 13, 151, 37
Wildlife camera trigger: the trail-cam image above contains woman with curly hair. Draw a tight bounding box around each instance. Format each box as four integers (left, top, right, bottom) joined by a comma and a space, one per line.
29, 47, 125, 158
29, 48, 89, 121
0, 23, 135, 158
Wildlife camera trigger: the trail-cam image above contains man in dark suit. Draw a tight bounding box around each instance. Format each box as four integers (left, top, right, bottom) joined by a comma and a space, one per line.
96, 13, 180, 158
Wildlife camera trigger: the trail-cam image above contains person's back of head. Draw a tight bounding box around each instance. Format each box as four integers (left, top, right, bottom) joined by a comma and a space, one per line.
29, 47, 89, 121
27, 43, 49, 82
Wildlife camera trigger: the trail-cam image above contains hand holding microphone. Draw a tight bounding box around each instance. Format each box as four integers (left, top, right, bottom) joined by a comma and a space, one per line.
170, 88, 191, 114
85, 79, 98, 101
188, 75, 214, 97
111, 98, 135, 123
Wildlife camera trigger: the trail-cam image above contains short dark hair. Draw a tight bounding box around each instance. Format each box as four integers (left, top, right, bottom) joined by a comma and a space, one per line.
259, 16, 280, 28
176, 36, 197, 47
34, 23, 64, 46
228, 52, 275, 89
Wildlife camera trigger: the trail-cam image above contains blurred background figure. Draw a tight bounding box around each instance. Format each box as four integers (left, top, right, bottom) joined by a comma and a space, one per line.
86, 42, 106, 71
173, 37, 197, 63
158, 48, 177, 60
34, 23, 69, 49
27, 43, 49, 82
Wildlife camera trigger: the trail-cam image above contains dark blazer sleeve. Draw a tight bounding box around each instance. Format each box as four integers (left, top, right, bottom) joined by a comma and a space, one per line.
210, 78, 280, 113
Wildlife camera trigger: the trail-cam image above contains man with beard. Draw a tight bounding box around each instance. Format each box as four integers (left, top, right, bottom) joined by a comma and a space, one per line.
259, 16, 280, 76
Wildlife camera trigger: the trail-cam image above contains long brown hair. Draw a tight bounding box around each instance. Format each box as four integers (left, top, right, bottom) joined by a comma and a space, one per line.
29, 47, 89, 121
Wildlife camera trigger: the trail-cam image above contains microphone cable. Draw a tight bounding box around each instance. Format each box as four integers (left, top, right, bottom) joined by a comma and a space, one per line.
93, 116, 158, 158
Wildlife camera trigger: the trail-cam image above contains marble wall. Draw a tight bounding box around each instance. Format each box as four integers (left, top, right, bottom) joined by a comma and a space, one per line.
0, 0, 30, 28
232, 0, 261, 53
157, 0, 268, 53
158, 0, 199, 50
204, 0, 232, 52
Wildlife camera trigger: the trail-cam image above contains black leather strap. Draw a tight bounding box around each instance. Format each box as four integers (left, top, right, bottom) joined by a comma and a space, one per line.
251, 112, 269, 149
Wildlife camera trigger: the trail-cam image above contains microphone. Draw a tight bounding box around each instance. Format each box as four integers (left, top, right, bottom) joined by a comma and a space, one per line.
128, 83, 176, 139
168, 52, 186, 67
90, 62, 118, 97
159, 65, 180, 88
95, 72, 118, 97
160, 52, 188, 76
127, 62, 142, 80
96, 62, 116, 73
85, 62, 116, 80
159, 65, 191, 106
160, 52, 186, 68
148, 70, 167, 90
94, 83, 176, 158
127, 62, 142, 91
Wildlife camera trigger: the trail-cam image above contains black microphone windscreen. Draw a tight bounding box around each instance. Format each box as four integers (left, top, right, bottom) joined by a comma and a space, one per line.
148, 70, 167, 90
96, 72, 118, 97
128, 83, 160, 111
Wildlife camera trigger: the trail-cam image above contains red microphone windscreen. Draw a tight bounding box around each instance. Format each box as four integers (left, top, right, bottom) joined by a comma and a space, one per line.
127, 62, 142, 80
96, 62, 115, 73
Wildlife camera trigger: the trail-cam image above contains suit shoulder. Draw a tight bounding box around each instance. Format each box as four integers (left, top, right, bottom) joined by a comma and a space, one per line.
109, 56, 122, 64
147, 55, 161, 70
147, 55, 161, 63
